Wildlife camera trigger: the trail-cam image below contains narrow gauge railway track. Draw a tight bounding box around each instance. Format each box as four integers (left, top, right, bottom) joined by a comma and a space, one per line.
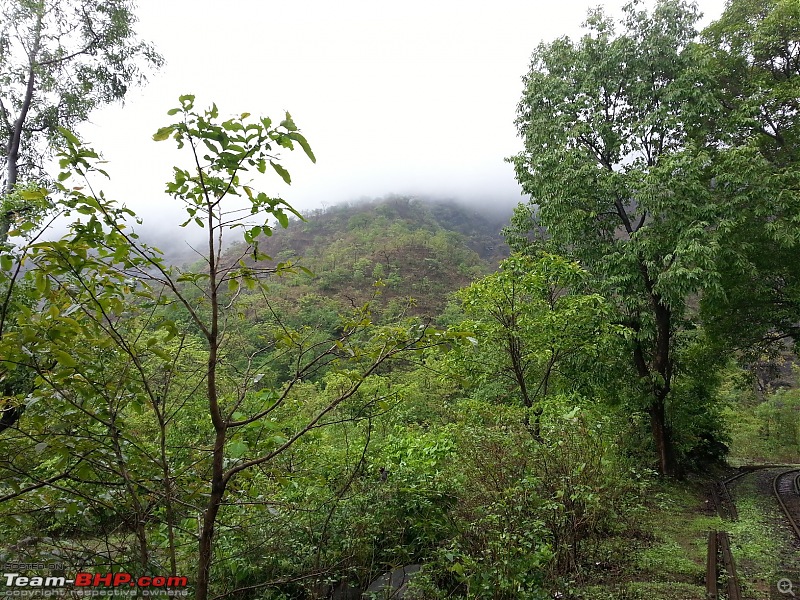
712, 464, 797, 521
706, 465, 800, 599
772, 468, 800, 541
712, 473, 744, 521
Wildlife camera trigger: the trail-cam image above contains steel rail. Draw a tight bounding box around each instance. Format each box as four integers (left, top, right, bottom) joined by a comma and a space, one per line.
706, 465, 800, 600
718, 531, 742, 600
706, 530, 718, 600
772, 468, 800, 542
706, 530, 742, 600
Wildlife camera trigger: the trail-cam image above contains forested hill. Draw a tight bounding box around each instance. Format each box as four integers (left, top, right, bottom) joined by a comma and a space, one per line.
229, 196, 513, 318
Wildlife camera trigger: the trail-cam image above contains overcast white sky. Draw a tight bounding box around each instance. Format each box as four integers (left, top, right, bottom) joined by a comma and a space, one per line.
80, 0, 729, 229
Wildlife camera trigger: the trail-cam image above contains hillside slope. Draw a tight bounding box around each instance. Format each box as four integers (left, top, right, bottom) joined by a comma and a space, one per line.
232, 196, 512, 319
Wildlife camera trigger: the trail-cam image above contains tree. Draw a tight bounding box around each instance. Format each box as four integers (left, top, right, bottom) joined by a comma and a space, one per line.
0, 130, 178, 571
450, 253, 615, 440
0, 0, 161, 241
507, 0, 727, 476
703, 0, 800, 167
0, 97, 445, 599
698, 0, 800, 356
175, 96, 441, 597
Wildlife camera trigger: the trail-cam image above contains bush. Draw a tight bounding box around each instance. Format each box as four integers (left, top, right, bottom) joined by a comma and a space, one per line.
755, 388, 800, 451
417, 399, 645, 598
722, 369, 800, 464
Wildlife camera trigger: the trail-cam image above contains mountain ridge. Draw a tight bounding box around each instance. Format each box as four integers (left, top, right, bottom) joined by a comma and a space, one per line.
232, 196, 513, 319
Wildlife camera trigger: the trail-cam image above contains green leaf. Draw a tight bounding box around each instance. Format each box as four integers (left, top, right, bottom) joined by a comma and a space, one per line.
0, 255, 12, 271
151, 347, 172, 362
59, 128, 80, 146
228, 440, 249, 458
160, 320, 178, 341
287, 132, 316, 163
275, 210, 289, 228
19, 188, 48, 201
153, 126, 175, 141
35, 271, 48, 293
53, 349, 76, 368
280, 112, 297, 131
270, 161, 291, 185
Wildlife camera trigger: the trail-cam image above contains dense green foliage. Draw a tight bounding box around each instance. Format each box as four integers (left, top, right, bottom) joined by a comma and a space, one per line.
0, 0, 162, 240
698, 0, 800, 357
239, 196, 508, 320
506, 0, 799, 476
0, 109, 647, 598
1, 0, 799, 598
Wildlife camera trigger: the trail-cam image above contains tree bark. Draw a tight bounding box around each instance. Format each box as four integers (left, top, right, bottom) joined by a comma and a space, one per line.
196, 429, 226, 600
507, 332, 542, 441
196, 186, 224, 600
634, 260, 678, 477
1, 10, 43, 244
649, 398, 678, 478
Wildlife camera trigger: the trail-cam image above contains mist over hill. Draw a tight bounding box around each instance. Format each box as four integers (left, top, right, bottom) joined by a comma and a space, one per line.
209, 195, 515, 319
283, 195, 514, 261
134, 195, 516, 274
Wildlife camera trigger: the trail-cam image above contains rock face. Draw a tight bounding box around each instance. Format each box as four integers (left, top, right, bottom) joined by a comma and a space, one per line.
309, 579, 362, 600
331, 581, 362, 600
363, 565, 422, 599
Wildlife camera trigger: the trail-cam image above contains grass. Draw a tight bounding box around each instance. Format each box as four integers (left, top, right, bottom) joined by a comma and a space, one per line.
570, 379, 800, 600
726, 474, 798, 599
724, 403, 800, 465
574, 581, 709, 600
568, 479, 722, 600
569, 469, 798, 600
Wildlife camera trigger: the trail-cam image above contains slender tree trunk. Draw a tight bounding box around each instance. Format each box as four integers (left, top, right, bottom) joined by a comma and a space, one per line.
633, 260, 679, 476
507, 330, 544, 441
1, 11, 42, 243
196, 429, 226, 600
649, 398, 677, 477
650, 287, 677, 477
196, 193, 225, 600
196, 343, 227, 598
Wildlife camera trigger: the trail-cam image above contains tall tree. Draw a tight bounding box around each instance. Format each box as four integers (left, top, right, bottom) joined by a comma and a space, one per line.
507, 0, 726, 476
0, 0, 161, 240
698, 0, 800, 356
0, 97, 444, 598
